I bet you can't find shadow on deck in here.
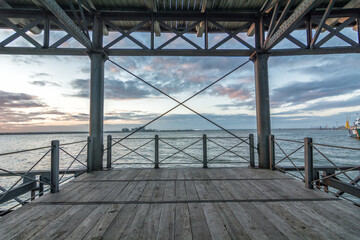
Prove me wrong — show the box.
[1,167,360,239]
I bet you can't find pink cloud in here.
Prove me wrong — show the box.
[213,85,251,100]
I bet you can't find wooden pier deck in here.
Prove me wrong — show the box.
[1,167,360,239]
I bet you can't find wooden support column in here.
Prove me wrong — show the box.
[88,15,105,171]
[252,17,271,169]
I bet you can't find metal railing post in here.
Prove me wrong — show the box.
[305,137,314,189]
[249,134,255,168]
[269,135,275,170]
[107,135,112,169]
[50,140,59,193]
[203,134,208,168]
[154,135,159,168]
[87,136,92,173]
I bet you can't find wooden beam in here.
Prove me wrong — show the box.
[196,0,207,37]
[264,0,318,50]
[325,0,360,27]
[322,177,360,198]
[145,0,161,36]
[247,23,255,36]
[0,0,41,34]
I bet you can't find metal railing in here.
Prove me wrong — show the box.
[270,135,360,205]
[0,140,88,215]
[105,134,256,169]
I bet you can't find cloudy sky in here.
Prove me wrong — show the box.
[0,27,359,132]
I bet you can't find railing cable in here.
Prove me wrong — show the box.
[107,58,251,149]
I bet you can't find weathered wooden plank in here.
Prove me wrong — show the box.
[174,203,192,240]
[0,204,42,232]
[185,181,199,201]
[229,202,288,239]
[265,202,329,239]
[0,205,65,238]
[134,169,151,180]
[163,181,176,201]
[175,181,188,201]
[188,203,212,240]
[84,204,125,239]
[194,181,211,200]
[214,203,251,240]
[126,181,148,202]
[292,201,359,239]
[138,203,162,240]
[204,181,223,200]
[201,203,232,240]
[139,181,158,201]
[253,202,307,240]
[114,182,138,201]
[151,181,165,202]
[101,181,128,201]
[278,202,343,239]
[117,204,151,239]
[65,204,111,239]
[28,205,96,239]
[307,201,360,230]
[156,203,176,239]
[212,180,236,200]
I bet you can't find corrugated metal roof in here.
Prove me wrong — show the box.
[1,0,358,33]
[4,0,354,11]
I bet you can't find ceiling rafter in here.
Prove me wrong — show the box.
[264,0,318,51]
[39,0,92,49]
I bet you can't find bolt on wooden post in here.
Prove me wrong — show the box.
[50,140,59,193]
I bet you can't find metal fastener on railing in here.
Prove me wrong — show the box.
[51,140,59,193]
[107,135,112,169]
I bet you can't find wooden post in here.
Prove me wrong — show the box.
[269,135,275,170]
[249,134,255,168]
[154,135,159,168]
[203,134,208,168]
[304,137,314,189]
[50,140,59,193]
[107,135,112,169]
[87,136,92,173]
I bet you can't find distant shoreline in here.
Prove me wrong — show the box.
[0,128,345,135]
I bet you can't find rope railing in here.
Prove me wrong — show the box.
[271,136,360,203]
